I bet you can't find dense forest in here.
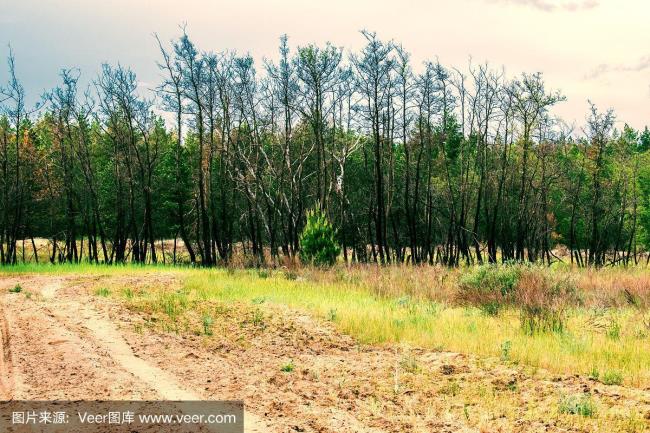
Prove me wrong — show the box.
[0,31,649,267]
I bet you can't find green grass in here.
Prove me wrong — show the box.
[174,270,650,387]
[280,360,295,372]
[201,314,214,336]
[8,284,22,293]
[6,263,650,387]
[601,370,623,386]
[0,262,183,275]
[94,287,111,297]
[559,394,596,417]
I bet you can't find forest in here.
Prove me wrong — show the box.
[1,30,649,267]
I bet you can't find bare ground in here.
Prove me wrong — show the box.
[0,273,649,433]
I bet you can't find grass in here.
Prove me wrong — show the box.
[6,262,650,387]
[201,314,214,336]
[94,287,111,297]
[559,393,596,417]
[0,262,183,276]
[600,370,623,386]
[280,360,295,372]
[102,267,650,387]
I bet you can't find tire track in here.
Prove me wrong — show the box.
[0,275,271,432]
[0,305,13,400]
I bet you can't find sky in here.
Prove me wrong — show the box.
[0,0,648,129]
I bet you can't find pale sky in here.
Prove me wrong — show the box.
[1,0,648,129]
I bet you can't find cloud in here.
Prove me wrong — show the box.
[487,0,600,12]
[626,56,650,73]
[586,55,650,79]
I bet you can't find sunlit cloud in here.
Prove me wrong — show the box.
[486,0,600,12]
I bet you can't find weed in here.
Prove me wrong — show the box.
[283,271,297,281]
[440,380,461,396]
[251,308,265,327]
[257,270,270,279]
[8,284,22,293]
[642,313,650,331]
[425,301,442,316]
[122,287,134,299]
[396,296,411,308]
[558,394,595,417]
[251,296,267,304]
[620,411,647,433]
[158,291,188,320]
[399,355,420,374]
[484,302,502,316]
[202,314,214,336]
[327,308,337,321]
[24,291,32,299]
[395,296,419,316]
[95,287,110,297]
[606,320,621,340]
[623,288,641,307]
[601,370,623,385]
[280,360,295,372]
[500,340,512,361]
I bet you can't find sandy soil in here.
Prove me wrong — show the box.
[0,273,649,433]
[0,275,269,432]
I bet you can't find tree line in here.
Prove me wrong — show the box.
[1,30,649,267]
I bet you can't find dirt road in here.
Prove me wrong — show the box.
[1,274,648,433]
[0,275,271,432]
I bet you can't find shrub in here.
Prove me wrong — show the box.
[459,265,577,332]
[458,264,521,315]
[515,270,576,334]
[299,208,341,267]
